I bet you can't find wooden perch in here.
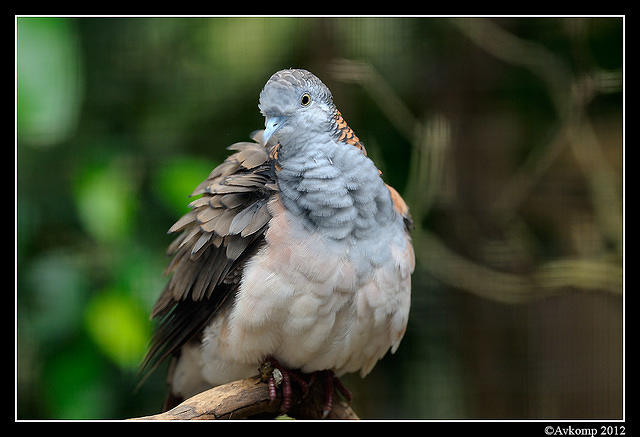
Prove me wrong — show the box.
[130,375,359,420]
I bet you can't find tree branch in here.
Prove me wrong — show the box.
[129,376,359,420]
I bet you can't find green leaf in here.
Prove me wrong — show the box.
[84,290,150,370]
[73,160,137,244]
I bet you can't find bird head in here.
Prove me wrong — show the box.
[258,69,335,149]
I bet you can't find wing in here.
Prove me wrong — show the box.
[385,183,414,232]
[140,131,278,378]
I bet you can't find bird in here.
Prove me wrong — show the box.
[141,68,415,417]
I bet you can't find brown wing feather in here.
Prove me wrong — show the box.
[140,131,278,379]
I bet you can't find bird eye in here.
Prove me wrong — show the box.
[300,93,311,106]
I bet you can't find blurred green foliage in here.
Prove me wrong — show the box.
[73,159,138,244]
[16,16,623,420]
[18,18,83,146]
[152,157,218,215]
[84,290,150,370]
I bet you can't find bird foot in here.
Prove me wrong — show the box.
[311,370,353,418]
[259,356,310,413]
[259,357,353,418]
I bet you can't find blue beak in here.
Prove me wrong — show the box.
[262,116,286,145]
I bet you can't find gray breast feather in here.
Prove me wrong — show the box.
[276,141,397,241]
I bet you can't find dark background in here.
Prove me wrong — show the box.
[16,16,623,420]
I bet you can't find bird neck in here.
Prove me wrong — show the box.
[275,141,395,241]
[328,109,368,156]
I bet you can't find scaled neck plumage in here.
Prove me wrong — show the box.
[272,131,394,242]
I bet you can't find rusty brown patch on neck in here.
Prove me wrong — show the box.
[333,110,368,156]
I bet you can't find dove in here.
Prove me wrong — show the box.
[142,68,415,417]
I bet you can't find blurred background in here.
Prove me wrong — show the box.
[16,16,623,420]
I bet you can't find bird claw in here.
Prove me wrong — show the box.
[259,357,353,418]
[321,371,334,418]
[261,356,308,413]
[317,369,352,419]
[313,370,352,419]
[333,373,353,403]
